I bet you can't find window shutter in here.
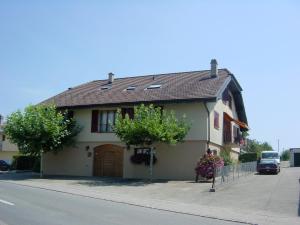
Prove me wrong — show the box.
[121,108,134,119]
[91,110,99,133]
[127,108,134,119]
[121,108,126,118]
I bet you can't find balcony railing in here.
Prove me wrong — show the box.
[224,133,244,146]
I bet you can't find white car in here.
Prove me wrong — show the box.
[257,151,280,174]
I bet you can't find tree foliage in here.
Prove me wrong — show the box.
[4,105,80,156]
[280,149,290,161]
[114,104,190,147]
[220,147,233,165]
[243,139,273,157]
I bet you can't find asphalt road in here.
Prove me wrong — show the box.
[0,182,247,225]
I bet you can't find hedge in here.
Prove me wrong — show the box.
[239,153,257,163]
[11,155,39,171]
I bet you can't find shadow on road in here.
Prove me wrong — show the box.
[0,171,170,187]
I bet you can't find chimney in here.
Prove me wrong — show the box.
[210,59,218,78]
[108,72,114,83]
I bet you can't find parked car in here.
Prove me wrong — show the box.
[0,160,10,171]
[257,151,280,174]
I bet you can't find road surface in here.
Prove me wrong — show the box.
[0,181,247,225]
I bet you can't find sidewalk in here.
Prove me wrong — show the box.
[0,168,299,225]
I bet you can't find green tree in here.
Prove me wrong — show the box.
[280,149,290,161]
[114,104,190,180]
[5,105,80,176]
[243,139,273,157]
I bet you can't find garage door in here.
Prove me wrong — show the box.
[93,144,123,177]
[294,153,300,167]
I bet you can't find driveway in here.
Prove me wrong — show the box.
[0,167,299,225]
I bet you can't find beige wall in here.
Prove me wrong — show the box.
[0,151,18,164]
[1,140,19,152]
[0,133,19,152]
[124,141,207,180]
[43,142,123,176]
[208,92,238,147]
[207,91,241,156]
[73,102,208,142]
[44,140,207,180]
[44,99,243,179]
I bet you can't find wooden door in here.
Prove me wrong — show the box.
[93,144,123,177]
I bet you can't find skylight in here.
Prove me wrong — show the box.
[146,84,162,90]
[100,85,112,90]
[125,86,136,91]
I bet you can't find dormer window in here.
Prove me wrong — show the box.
[146,84,162,90]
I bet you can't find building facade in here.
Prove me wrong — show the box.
[43,59,248,180]
[0,127,19,164]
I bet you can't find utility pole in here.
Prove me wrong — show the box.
[277,139,280,153]
[0,114,3,125]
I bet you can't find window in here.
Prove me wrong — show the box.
[228,95,232,109]
[121,108,134,119]
[233,126,240,144]
[222,89,232,109]
[146,84,161,90]
[91,110,116,133]
[2,135,5,141]
[214,111,219,129]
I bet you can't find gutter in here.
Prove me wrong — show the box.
[204,102,210,149]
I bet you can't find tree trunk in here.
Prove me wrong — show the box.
[149,146,154,182]
[40,150,44,178]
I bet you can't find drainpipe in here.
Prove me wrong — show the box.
[204,102,210,150]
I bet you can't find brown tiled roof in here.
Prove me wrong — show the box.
[42,69,232,108]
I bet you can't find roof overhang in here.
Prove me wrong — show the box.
[216,73,248,129]
[56,97,217,110]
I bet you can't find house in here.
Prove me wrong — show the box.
[289,148,300,167]
[42,59,248,180]
[0,125,19,164]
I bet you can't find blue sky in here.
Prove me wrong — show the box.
[0,1,299,150]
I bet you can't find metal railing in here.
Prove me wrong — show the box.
[212,161,257,190]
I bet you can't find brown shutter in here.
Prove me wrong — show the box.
[91,110,99,133]
[121,108,134,119]
[121,108,126,118]
[127,108,134,119]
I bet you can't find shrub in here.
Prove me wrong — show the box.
[220,147,233,166]
[11,155,38,170]
[281,150,290,161]
[239,153,257,163]
[33,158,41,172]
[195,155,224,179]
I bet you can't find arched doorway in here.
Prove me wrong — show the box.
[93,144,124,177]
